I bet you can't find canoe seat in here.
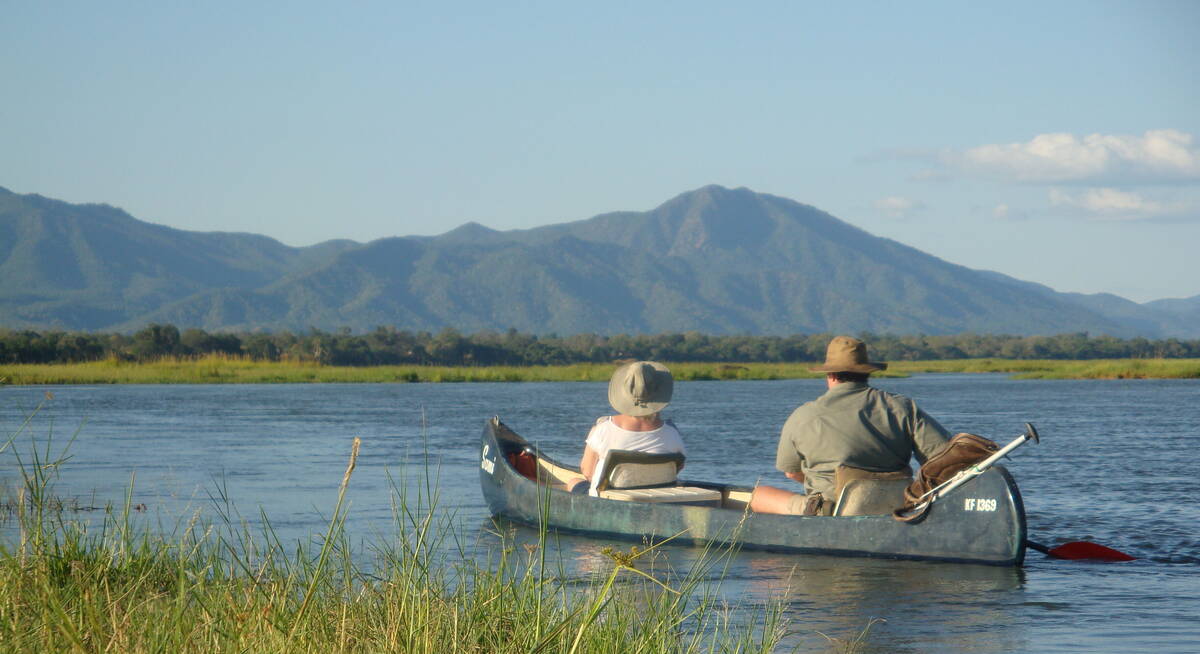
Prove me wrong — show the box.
[595,450,719,506]
[596,450,685,492]
[832,479,912,516]
[600,486,722,506]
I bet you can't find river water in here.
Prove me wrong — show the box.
[1,375,1197,653]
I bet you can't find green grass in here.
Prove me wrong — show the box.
[0,357,835,385]
[3,354,1196,385]
[0,355,620,385]
[0,403,819,654]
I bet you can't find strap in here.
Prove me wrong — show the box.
[892,500,932,523]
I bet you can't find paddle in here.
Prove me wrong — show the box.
[1026,539,1136,562]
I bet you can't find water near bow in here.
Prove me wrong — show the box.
[2,375,1197,652]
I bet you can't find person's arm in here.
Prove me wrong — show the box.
[775,415,807,485]
[910,404,952,463]
[580,445,600,480]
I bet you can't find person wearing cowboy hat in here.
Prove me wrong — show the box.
[566,361,686,496]
[750,336,951,516]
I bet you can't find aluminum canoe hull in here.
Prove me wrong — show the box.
[479,417,1027,566]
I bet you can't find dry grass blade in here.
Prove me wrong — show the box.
[288,436,360,642]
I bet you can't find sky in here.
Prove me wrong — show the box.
[3,1,1198,303]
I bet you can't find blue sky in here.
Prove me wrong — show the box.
[3,1,1197,302]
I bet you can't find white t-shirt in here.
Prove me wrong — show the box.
[585,417,686,496]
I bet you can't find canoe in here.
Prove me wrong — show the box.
[479,417,1028,566]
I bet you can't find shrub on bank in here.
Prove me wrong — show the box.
[3,325,1199,366]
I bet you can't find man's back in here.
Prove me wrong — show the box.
[776,381,950,498]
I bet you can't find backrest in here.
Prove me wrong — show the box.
[833,464,912,501]
[833,479,912,516]
[832,464,913,517]
[596,450,685,492]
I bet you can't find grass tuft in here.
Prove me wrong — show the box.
[816,617,887,653]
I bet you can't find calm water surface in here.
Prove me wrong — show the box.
[2,375,1197,653]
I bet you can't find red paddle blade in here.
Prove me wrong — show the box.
[1047,541,1135,561]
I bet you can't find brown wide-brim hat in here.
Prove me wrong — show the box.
[608,361,674,417]
[809,336,888,374]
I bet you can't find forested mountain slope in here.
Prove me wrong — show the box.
[1,185,1194,337]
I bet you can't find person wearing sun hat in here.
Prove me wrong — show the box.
[566,361,686,496]
[750,336,951,515]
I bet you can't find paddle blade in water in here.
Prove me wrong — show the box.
[1046,541,1135,561]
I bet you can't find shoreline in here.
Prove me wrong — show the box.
[2,357,1198,384]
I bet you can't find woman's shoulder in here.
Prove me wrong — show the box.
[586,416,615,441]
[589,416,614,433]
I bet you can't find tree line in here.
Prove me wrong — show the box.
[1,324,1198,366]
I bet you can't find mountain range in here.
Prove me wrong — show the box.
[2,184,1197,337]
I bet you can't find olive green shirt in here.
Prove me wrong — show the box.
[775,381,951,499]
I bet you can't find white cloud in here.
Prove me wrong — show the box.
[982,202,1031,221]
[873,195,924,217]
[1048,187,1190,221]
[955,129,1200,184]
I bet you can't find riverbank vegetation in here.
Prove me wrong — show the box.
[2,355,1197,385]
[0,413,800,653]
[4,324,1199,366]
[4,325,1196,383]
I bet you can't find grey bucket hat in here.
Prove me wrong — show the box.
[809,336,888,374]
[608,361,674,417]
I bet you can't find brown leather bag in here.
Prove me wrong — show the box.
[893,433,999,522]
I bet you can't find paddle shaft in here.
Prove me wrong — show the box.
[1026,540,1053,555]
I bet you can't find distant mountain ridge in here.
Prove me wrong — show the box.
[1,184,1196,337]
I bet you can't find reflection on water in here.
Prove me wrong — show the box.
[2,376,1198,653]
[488,517,1029,653]
[747,554,1026,653]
